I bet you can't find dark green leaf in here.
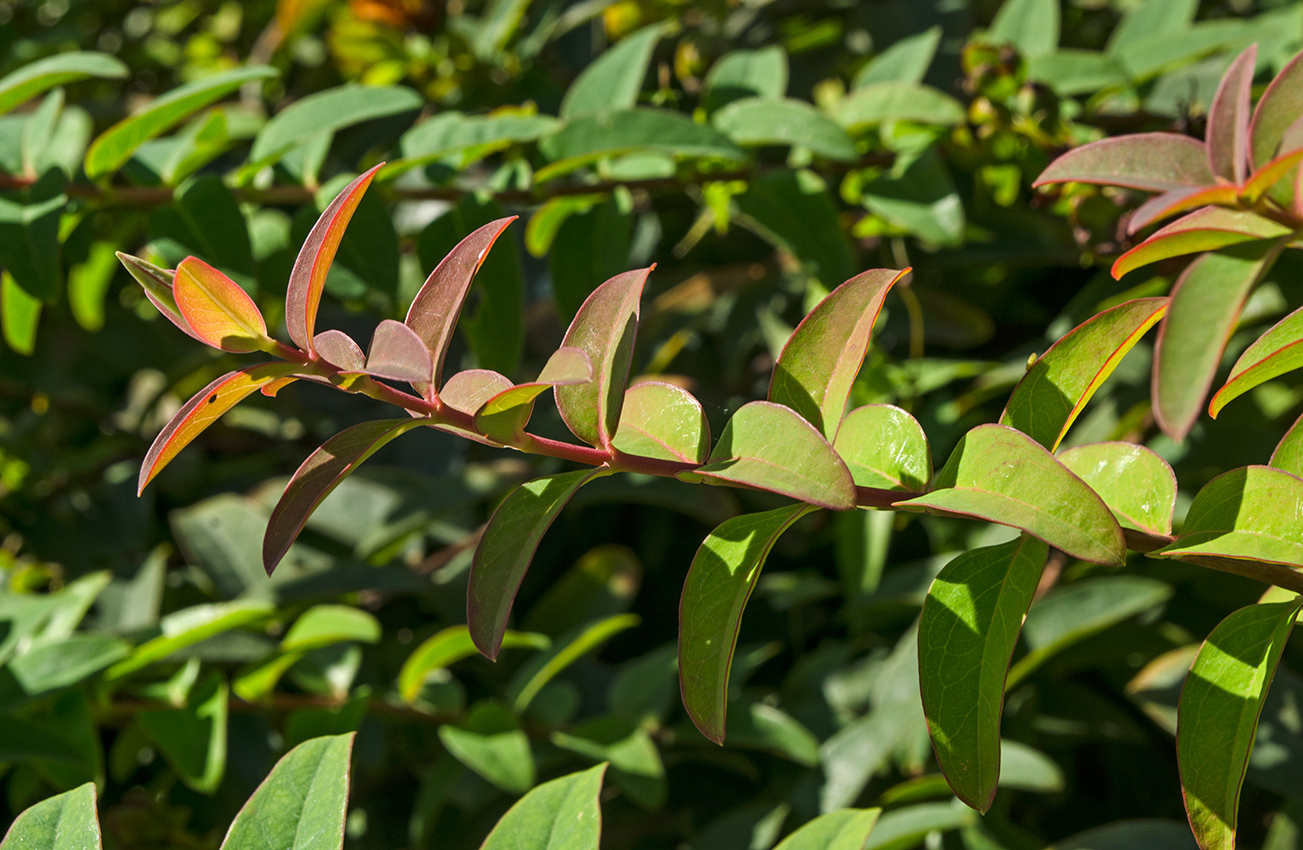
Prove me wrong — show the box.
[538,109,746,179]
[862,149,965,246]
[549,195,631,321]
[220,734,354,850]
[713,98,858,162]
[506,614,639,711]
[552,717,665,811]
[0,168,66,301]
[437,701,535,794]
[1049,820,1198,850]
[479,763,606,849]
[0,782,100,850]
[106,600,274,680]
[138,672,228,793]
[148,175,255,277]
[735,170,858,291]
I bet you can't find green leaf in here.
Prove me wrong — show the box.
[713,98,858,162]
[918,536,1048,811]
[1107,0,1197,57]
[398,626,548,704]
[506,614,639,711]
[735,169,857,291]
[1112,208,1290,280]
[0,168,66,301]
[552,717,665,810]
[1,271,41,354]
[895,424,1125,564]
[774,808,881,850]
[537,109,746,180]
[1153,240,1286,441]
[1271,413,1303,477]
[704,46,789,111]
[560,23,662,117]
[138,672,228,793]
[220,733,354,850]
[0,52,126,116]
[678,504,811,743]
[820,698,925,812]
[85,67,277,178]
[67,241,119,332]
[1033,133,1214,192]
[1049,820,1199,850]
[1058,442,1176,548]
[148,175,255,276]
[854,27,941,87]
[5,634,129,697]
[862,148,965,247]
[1251,50,1303,170]
[988,0,1059,58]
[397,111,557,171]
[689,401,856,510]
[1001,298,1167,450]
[234,605,381,701]
[480,763,606,849]
[833,404,931,492]
[610,381,710,464]
[106,599,274,680]
[832,83,966,130]
[1000,740,1065,793]
[863,803,978,850]
[474,347,592,444]
[21,89,63,178]
[1206,45,1255,184]
[437,701,535,794]
[1026,50,1128,96]
[0,782,100,850]
[1212,301,1303,417]
[469,469,608,658]
[1178,599,1302,850]
[770,268,907,438]
[723,698,821,766]
[548,195,631,321]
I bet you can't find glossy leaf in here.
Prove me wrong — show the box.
[106,599,274,680]
[1001,297,1167,450]
[469,468,608,659]
[1125,185,1241,235]
[895,424,1125,565]
[172,257,268,352]
[137,672,227,793]
[832,404,931,492]
[1212,302,1303,417]
[398,626,549,704]
[0,52,126,116]
[1270,412,1303,477]
[480,763,606,850]
[437,701,535,794]
[690,401,856,511]
[773,808,881,850]
[474,347,592,444]
[264,419,424,574]
[506,614,640,711]
[139,362,300,494]
[679,504,812,743]
[1178,599,1302,850]
[560,23,662,117]
[1153,240,1285,441]
[919,536,1048,812]
[0,782,100,850]
[285,165,383,353]
[770,268,907,438]
[312,330,365,371]
[832,83,965,129]
[1033,133,1214,192]
[712,97,858,162]
[1058,442,1176,548]
[1206,45,1256,183]
[116,252,203,342]
[1250,49,1303,169]
[1113,208,1289,279]
[84,67,276,178]
[360,320,432,383]
[611,381,710,464]
[220,733,353,850]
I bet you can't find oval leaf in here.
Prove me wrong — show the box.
[438,701,535,793]
[1206,45,1256,184]
[919,535,1049,812]
[833,404,932,493]
[895,424,1125,565]
[1212,301,1303,417]
[1058,442,1176,549]
[679,504,811,744]
[560,23,662,117]
[312,329,365,371]
[712,97,858,162]
[611,381,711,464]
[173,257,268,352]
[480,763,607,850]
[363,319,432,383]
[1250,49,1303,169]
[538,109,746,178]
[773,809,882,850]
[398,626,549,704]
[832,82,966,129]
[1033,133,1214,192]
[1270,411,1303,477]
[474,347,592,444]
[1114,208,1290,280]
[0,782,100,850]
[0,52,126,116]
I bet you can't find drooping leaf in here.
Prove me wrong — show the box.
[1058,442,1176,549]
[1211,302,1303,417]
[139,362,301,494]
[1153,239,1286,441]
[712,98,858,162]
[1270,412,1303,477]
[107,599,274,680]
[895,424,1125,565]
[689,401,856,511]
[285,165,383,354]
[172,256,268,352]
[0,782,100,850]
[832,404,932,493]
[773,808,881,850]
[1001,298,1167,450]
[0,168,66,301]
[361,319,432,383]
[220,733,354,850]
[988,0,1059,59]
[437,701,535,794]
[85,67,277,178]
[1113,208,1290,279]
[313,330,365,371]
[468,468,608,659]
[1206,45,1256,184]
[770,268,908,438]
[1178,599,1303,850]
[1,272,41,355]
[398,626,549,704]
[704,46,789,111]
[610,381,710,464]
[1250,49,1303,169]
[538,109,746,179]
[560,23,663,117]
[0,52,126,116]
[855,27,942,87]
[1033,133,1214,192]
[506,614,640,711]
[474,347,592,444]
[918,536,1048,812]
[479,763,606,850]
[832,83,966,130]
[137,672,228,793]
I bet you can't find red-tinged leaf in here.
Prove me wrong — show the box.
[1250,50,1303,169]
[1206,45,1256,184]
[404,217,516,393]
[363,319,432,383]
[1271,412,1303,477]
[1001,298,1167,451]
[612,381,710,464]
[473,347,592,444]
[116,252,205,342]
[555,268,650,448]
[312,329,365,371]
[1153,240,1287,441]
[1211,302,1303,417]
[1058,442,1176,550]
[1113,208,1289,279]
[1126,185,1241,234]
[769,268,908,438]
[833,404,931,492]
[285,164,383,353]
[1240,147,1303,202]
[468,468,609,658]
[139,362,300,494]
[263,418,425,574]
[685,401,856,511]
[261,376,295,397]
[173,256,267,352]
[1033,133,1214,192]
[434,369,513,445]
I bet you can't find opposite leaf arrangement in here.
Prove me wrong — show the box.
[121,50,1303,850]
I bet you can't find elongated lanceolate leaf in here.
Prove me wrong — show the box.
[1178,599,1303,850]
[560,22,662,117]
[85,67,277,178]
[690,401,856,511]
[1059,442,1176,550]
[220,734,354,850]
[895,424,1125,564]
[1002,298,1167,451]
[680,504,812,743]
[312,330,365,371]
[831,83,966,129]
[1250,50,1303,169]
[1271,412,1303,477]
[1151,466,1303,593]
[1153,240,1286,441]
[107,599,274,679]
[286,164,383,353]
[469,468,608,659]
[555,268,649,448]
[406,217,515,391]
[0,52,126,116]
[770,268,908,438]
[1033,133,1214,192]
[362,319,431,383]
[0,782,100,850]
[474,347,592,444]
[507,614,640,711]
[480,763,607,850]
[611,381,710,464]
[173,257,268,352]
[773,808,881,850]
[712,97,858,162]
[919,536,1048,812]
[1114,208,1289,280]
[832,404,931,493]
[116,252,204,342]
[398,626,549,704]
[264,419,424,574]
[139,362,300,494]
[1126,185,1241,235]
[1206,45,1256,184]
[1211,303,1303,417]
[1240,147,1303,202]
